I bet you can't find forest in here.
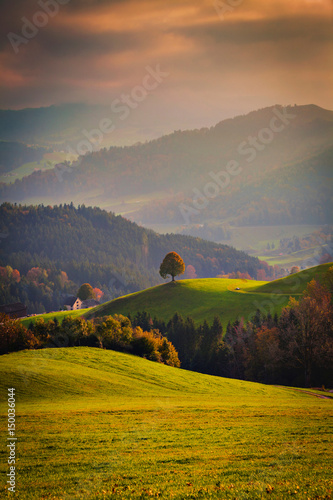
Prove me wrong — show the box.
[0,203,268,314]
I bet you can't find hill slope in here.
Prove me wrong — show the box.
[0,347,297,407]
[86,263,333,327]
[0,348,332,499]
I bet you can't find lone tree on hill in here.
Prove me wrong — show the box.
[159,252,185,282]
[77,283,95,300]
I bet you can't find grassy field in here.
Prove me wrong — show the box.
[257,247,322,267]
[86,278,273,327]
[0,347,332,499]
[21,309,90,328]
[250,263,332,295]
[21,263,332,330]
[86,263,332,327]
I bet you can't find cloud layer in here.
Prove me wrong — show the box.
[1,0,332,126]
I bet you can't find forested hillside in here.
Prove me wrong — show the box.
[0,203,265,314]
[1,105,332,226]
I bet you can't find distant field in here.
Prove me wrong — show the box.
[143,223,321,252]
[0,152,72,184]
[257,246,323,267]
[226,224,322,253]
[0,347,332,499]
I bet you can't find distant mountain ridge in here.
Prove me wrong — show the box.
[0,104,332,226]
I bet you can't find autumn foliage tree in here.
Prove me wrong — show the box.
[279,280,333,386]
[159,252,185,282]
[184,265,197,279]
[0,314,39,354]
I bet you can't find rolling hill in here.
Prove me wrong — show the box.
[85,263,332,327]
[0,347,332,499]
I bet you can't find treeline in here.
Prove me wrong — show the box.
[130,271,333,387]
[0,313,180,368]
[0,265,77,315]
[0,203,265,313]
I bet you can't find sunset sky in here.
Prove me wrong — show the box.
[1,0,332,128]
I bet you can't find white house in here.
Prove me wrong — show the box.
[63,296,82,311]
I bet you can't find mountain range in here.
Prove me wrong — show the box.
[1,104,332,229]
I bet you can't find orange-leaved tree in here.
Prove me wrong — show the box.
[159,252,185,282]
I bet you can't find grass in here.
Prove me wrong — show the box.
[23,263,332,330]
[86,263,332,327]
[21,309,90,328]
[86,278,272,327]
[0,347,332,499]
[257,246,322,267]
[250,263,332,295]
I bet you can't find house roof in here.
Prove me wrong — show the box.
[81,299,100,308]
[63,296,81,307]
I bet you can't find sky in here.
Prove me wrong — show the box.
[1,0,332,128]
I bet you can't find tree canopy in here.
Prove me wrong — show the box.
[77,283,95,300]
[159,252,185,282]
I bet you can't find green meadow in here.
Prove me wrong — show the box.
[21,309,90,328]
[0,347,332,499]
[21,263,332,330]
[86,264,332,327]
[86,278,273,328]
